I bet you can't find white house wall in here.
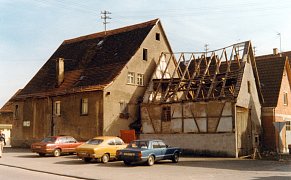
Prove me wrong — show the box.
[236,58,261,130]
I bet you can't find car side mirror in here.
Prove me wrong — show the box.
[166,145,169,148]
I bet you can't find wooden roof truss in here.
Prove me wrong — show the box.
[147,41,251,103]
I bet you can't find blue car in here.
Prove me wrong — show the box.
[116,139,181,166]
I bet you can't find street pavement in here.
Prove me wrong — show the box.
[0,147,290,180]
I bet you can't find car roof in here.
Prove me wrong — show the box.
[132,139,163,142]
[92,136,121,140]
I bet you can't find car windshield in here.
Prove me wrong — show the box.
[128,141,148,149]
[41,137,57,143]
[86,139,104,145]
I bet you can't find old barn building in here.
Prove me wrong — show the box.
[140,41,263,157]
[11,19,173,147]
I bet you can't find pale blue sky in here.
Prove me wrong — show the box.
[1,0,291,107]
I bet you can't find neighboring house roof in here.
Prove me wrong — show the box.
[14,19,159,100]
[255,55,287,107]
[0,89,22,113]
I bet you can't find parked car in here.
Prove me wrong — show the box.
[116,139,181,166]
[76,136,127,163]
[31,136,83,157]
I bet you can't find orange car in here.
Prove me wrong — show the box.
[76,136,127,163]
[31,136,83,157]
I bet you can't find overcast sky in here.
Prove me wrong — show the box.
[1,0,291,107]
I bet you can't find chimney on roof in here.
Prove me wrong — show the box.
[56,58,64,87]
[273,48,279,55]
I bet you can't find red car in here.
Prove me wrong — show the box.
[31,136,83,157]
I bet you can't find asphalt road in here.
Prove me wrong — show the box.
[0,148,290,180]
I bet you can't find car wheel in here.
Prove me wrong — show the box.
[38,153,45,157]
[147,155,155,166]
[101,154,109,163]
[83,157,92,163]
[53,149,61,157]
[123,160,131,165]
[172,152,179,163]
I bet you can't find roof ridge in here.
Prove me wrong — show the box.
[63,18,159,45]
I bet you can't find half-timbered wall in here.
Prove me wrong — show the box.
[142,101,234,134]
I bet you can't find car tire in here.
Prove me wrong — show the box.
[147,155,155,166]
[53,149,61,157]
[123,160,131,165]
[83,157,92,163]
[38,153,45,157]
[172,152,179,163]
[101,154,109,163]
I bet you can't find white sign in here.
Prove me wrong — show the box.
[23,121,30,127]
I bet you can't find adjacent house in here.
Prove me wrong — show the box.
[12,19,173,147]
[140,41,263,157]
[256,49,291,153]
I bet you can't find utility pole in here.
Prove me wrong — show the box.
[204,44,209,56]
[253,46,257,56]
[277,32,281,52]
[101,10,111,35]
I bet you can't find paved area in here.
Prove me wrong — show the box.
[0,147,290,180]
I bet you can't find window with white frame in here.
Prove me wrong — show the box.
[286,121,291,131]
[81,98,88,115]
[284,92,288,106]
[54,101,61,116]
[127,72,135,84]
[137,73,144,86]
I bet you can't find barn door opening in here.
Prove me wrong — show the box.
[237,107,253,156]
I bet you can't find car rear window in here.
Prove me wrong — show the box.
[86,139,103,145]
[41,137,57,143]
[128,141,148,149]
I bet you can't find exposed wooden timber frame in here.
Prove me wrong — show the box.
[149,41,251,103]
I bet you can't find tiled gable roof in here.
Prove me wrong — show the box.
[255,56,286,107]
[16,19,158,99]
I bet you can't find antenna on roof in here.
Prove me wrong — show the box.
[277,32,281,53]
[101,10,112,35]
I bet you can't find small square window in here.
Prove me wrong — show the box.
[143,48,148,61]
[161,106,171,122]
[284,92,288,106]
[14,105,19,119]
[247,81,251,94]
[127,72,135,84]
[156,33,160,41]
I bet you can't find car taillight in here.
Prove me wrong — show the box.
[138,152,142,158]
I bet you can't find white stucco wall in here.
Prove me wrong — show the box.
[140,133,237,157]
[236,58,261,129]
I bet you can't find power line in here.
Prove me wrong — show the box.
[101,11,112,35]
